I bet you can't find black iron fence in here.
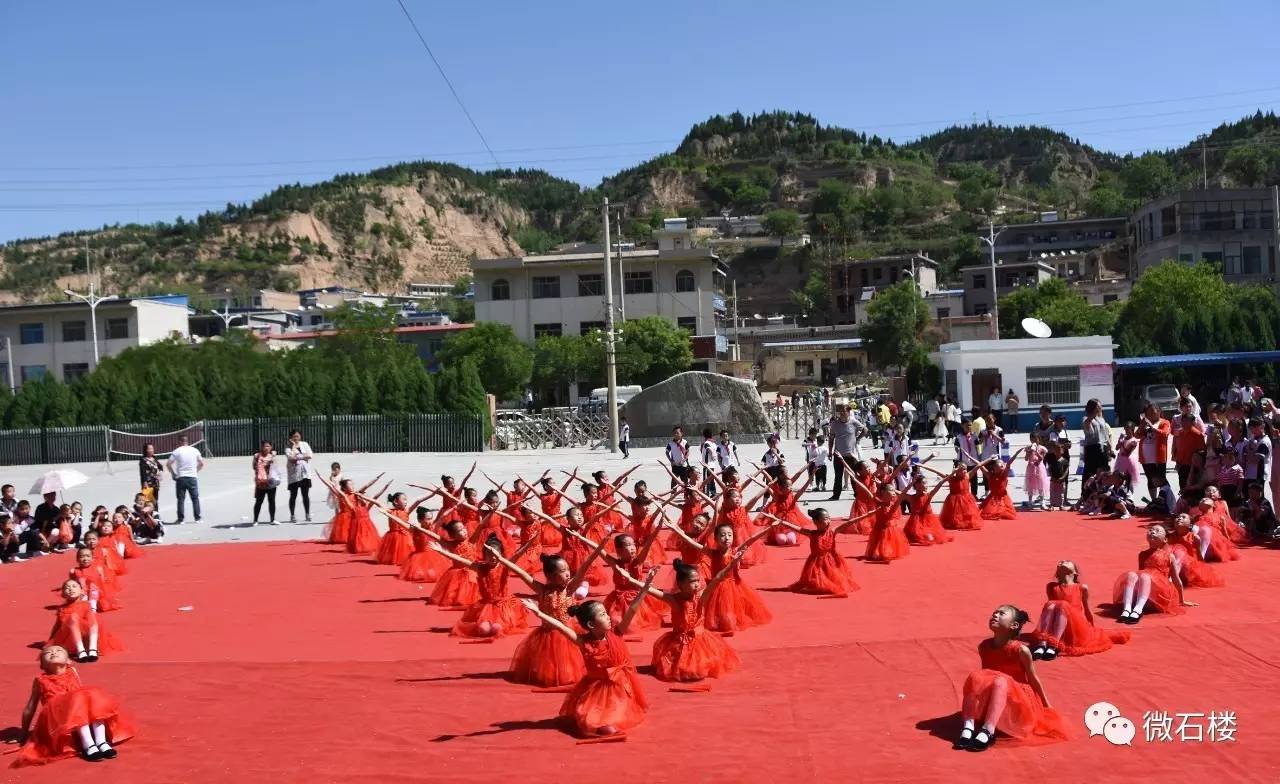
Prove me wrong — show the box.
[0,413,484,467]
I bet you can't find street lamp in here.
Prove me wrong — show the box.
[63,285,117,367]
[210,289,241,333]
[978,219,1006,337]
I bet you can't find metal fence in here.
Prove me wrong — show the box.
[493,410,610,450]
[0,413,484,467]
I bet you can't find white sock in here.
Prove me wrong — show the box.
[77,725,95,751]
[962,718,975,731]
[92,721,109,747]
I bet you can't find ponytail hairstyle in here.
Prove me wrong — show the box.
[444,519,466,539]
[1001,603,1031,631]
[540,553,568,577]
[568,600,605,628]
[389,491,407,505]
[483,490,499,505]
[484,533,504,556]
[672,558,698,584]
[415,507,430,522]
[808,507,829,524]
[591,471,606,482]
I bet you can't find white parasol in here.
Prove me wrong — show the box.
[28,469,91,496]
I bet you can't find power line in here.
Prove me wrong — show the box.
[393,0,500,167]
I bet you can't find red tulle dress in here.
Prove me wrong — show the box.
[673,499,706,551]
[904,493,952,546]
[1111,546,1186,615]
[560,631,647,737]
[941,474,983,530]
[627,507,666,570]
[346,500,381,555]
[469,510,516,554]
[961,639,1070,742]
[718,506,765,568]
[47,601,123,656]
[560,522,609,588]
[12,668,135,768]
[1031,582,1130,656]
[584,500,628,535]
[399,528,449,583]
[790,527,859,595]
[1168,528,1226,588]
[538,494,564,548]
[70,565,121,613]
[516,517,544,573]
[434,494,462,526]
[451,562,527,638]
[1210,499,1248,544]
[325,502,352,544]
[652,595,740,682]
[865,503,910,562]
[603,560,667,631]
[849,474,878,534]
[674,525,713,580]
[980,471,1018,520]
[703,548,772,632]
[110,524,143,559]
[757,489,809,543]
[375,509,415,565]
[1191,506,1243,561]
[509,589,587,686]
[93,543,126,579]
[430,540,481,607]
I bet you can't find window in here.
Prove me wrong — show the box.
[872,267,883,281]
[623,271,653,294]
[1103,294,1119,304]
[19,323,43,345]
[490,279,510,300]
[20,365,46,383]
[676,316,698,332]
[1026,366,1081,406]
[1201,251,1223,266]
[1242,246,1262,274]
[1200,209,1235,231]
[794,360,814,378]
[531,276,560,299]
[579,321,605,335]
[533,323,562,338]
[1178,253,1193,264]
[61,320,87,342]
[945,369,958,402]
[973,303,989,316]
[936,307,951,319]
[1224,242,1241,275]
[577,274,603,297]
[674,269,696,292]
[105,318,129,340]
[859,268,869,286]
[62,363,90,383]
[972,274,987,289]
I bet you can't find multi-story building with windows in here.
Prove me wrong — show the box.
[0,296,190,388]
[1130,187,1279,285]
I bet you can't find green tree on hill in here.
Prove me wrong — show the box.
[437,322,533,402]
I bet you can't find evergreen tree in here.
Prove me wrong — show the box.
[329,358,359,414]
[376,361,411,414]
[5,382,41,428]
[40,376,80,427]
[455,358,490,435]
[409,366,437,413]
[436,366,459,413]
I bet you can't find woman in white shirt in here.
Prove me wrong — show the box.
[286,430,314,523]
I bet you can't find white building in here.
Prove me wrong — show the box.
[934,335,1116,428]
[0,296,191,388]
[472,222,728,344]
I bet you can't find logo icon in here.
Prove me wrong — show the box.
[1102,716,1135,746]
[1084,702,1133,745]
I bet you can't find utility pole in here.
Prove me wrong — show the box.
[978,219,1003,338]
[615,209,626,322]
[1201,139,1208,189]
[65,240,117,367]
[2,337,13,391]
[602,199,620,453]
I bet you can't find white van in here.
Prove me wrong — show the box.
[582,385,642,412]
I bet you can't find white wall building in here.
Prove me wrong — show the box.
[934,335,1116,428]
[0,297,191,388]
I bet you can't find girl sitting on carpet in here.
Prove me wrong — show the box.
[713,487,768,569]
[939,460,993,531]
[1029,560,1130,660]
[979,451,1024,520]
[321,472,384,544]
[1167,514,1225,589]
[866,481,911,562]
[494,549,607,687]
[903,468,952,546]
[398,508,448,583]
[955,604,1068,751]
[617,558,744,682]
[562,526,667,632]
[46,580,121,663]
[1113,524,1196,624]
[371,490,434,566]
[663,518,781,632]
[755,468,812,546]
[13,645,133,767]
[428,520,481,608]
[81,532,123,590]
[69,548,121,613]
[431,533,534,638]
[521,594,650,738]
[780,507,871,596]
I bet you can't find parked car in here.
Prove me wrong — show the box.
[1139,384,1181,417]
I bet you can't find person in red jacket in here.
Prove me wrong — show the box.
[1172,402,1205,492]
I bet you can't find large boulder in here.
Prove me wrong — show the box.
[622,372,771,440]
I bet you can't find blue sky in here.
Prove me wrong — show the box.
[2,0,1278,242]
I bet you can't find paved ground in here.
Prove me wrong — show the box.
[1,431,1075,548]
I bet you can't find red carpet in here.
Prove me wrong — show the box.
[3,513,1279,783]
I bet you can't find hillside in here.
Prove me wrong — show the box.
[2,110,1278,304]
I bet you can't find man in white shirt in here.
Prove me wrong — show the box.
[1179,384,1201,419]
[666,426,692,486]
[899,400,917,435]
[619,417,631,459]
[811,435,830,492]
[166,435,206,523]
[716,430,740,472]
[285,429,314,524]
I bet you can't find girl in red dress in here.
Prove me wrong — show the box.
[1201,485,1247,544]
[615,482,668,571]
[495,549,605,687]
[428,464,475,527]
[1189,493,1242,561]
[520,596,649,738]
[550,502,623,596]
[664,519,780,632]
[399,508,450,583]
[618,558,742,682]
[755,469,812,546]
[372,490,434,566]
[581,481,630,536]
[939,461,991,530]
[13,645,133,767]
[80,532,123,593]
[664,510,713,579]
[567,525,667,632]
[535,475,571,549]
[1167,514,1226,588]
[429,521,482,608]
[464,492,518,554]
[1029,560,1131,660]
[979,453,1023,521]
[432,533,533,638]
[323,472,385,544]
[46,581,122,663]
[865,483,911,563]
[69,548,121,613]
[714,487,768,569]
[781,507,872,596]
[1113,524,1197,624]
[955,605,1069,751]
[104,514,142,560]
[669,476,711,552]
[902,470,952,546]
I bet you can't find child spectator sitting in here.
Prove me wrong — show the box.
[1141,474,1177,518]
[1,514,19,563]
[1216,449,1245,508]
[1238,482,1278,540]
[1098,473,1134,519]
[1076,468,1110,516]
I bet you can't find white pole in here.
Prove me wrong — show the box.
[602,199,620,453]
[616,211,626,322]
[2,336,13,391]
[89,298,101,366]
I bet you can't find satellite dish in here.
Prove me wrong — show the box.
[752,313,764,320]
[1022,317,1052,338]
